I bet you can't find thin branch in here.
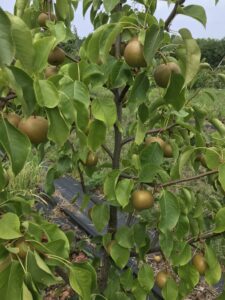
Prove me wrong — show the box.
[164,0,185,31]
[120,85,129,102]
[0,93,17,110]
[121,123,177,147]
[157,170,218,189]
[187,231,224,244]
[65,52,80,63]
[101,145,113,160]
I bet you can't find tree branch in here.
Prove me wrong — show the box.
[0,92,17,110]
[164,0,185,31]
[121,123,177,147]
[101,145,113,161]
[157,170,218,189]
[64,52,80,63]
[187,231,224,244]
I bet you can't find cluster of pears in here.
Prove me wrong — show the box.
[145,136,173,158]
[4,113,48,144]
[37,12,65,77]
[121,36,181,88]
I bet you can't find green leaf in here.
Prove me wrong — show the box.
[178,264,199,298]
[22,283,33,300]
[115,226,134,249]
[179,5,207,27]
[104,170,120,202]
[137,264,154,293]
[132,280,148,300]
[140,143,164,166]
[214,207,225,233]
[144,24,164,66]
[159,190,180,234]
[8,66,36,115]
[109,61,132,88]
[34,80,59,108]
[8,15,34,72]
[120,268,133,291]
[0,261,24,300]
[179,29,201,85]
[46,107,70,146]
[91,204,109,232]
[0,8,14,66]
[110,242,130,269]
[87,120,106,151]
[74,101,89,131]
[205,245,221,285]
[164,73,185,110]
[0,162,7,191]
[0,213,22,239]
[62,81,90,109]
[218,163,225,191]
[55,0,69,20]
[170,242,192,266]
[162,278,178,300]
[159,231,174,258]
[205,147,221,169]
[178,148,195,176]
[115,179,134,208]
[135,119,145,145]
[128,72,149,107]
[92,97,117,128]
[0,119,31,175]
[103,0,120,12]
[139,164,163,183]
[33,36,56,73]
[69,262,97,300]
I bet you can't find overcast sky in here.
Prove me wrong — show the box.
[1,0,224,39]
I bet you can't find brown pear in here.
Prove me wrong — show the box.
[132,190,154,210]
[45,66,58,78]
[124,37,146,68]
[154,62,181,88]
[48,47,65,66]
[38,12,56,27]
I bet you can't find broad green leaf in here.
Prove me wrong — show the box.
[62,81,90,109]
[104,170,120,202]
[135,119,145,145]
[87,120,106,151]
[144,24,164,66]
[103,0,120,13]
[15,0,28,17]
[92,97,117,127]
[22,283,33,300]
[205,245,222,285]
[170,242,192,266]
[0,119,31,175]
[140,143,164,166]
[132,280,148,300]
[214,207,225,233]
[179,148,195,176]
[162,278,178,300]
[115,179,134,208]
[115,226,134,249]
[120,268,133,291]
[175,215,190,239]
[159,231,174,258]
[205,147,221,169]
[164,73,185,110]
[9,15,34,72]
[34,80,59,108]
[179,29,201,85]
[218,163,225,191]
[99,23,122,63]
[47,21,67,44]
[33,36,56,73]
[46,107,70,146]
[0,8,14,66]
[109,61,132,88]
[179,5,207,27]
[74,101,89,131]
[137,264,154,293]
[159,190,180,234]
[87,26,104,64]
[139,164,162,183]
[178,265,199,298]
[69,262,97,300]
[55,0,69,19]
[9,66,36,115]
[110,242,130,269]
[0,261,24,300]
[91,204,109,232]
[128,72,149,107]
[0,213,22,239]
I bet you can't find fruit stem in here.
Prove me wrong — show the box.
[158,51,168,64]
